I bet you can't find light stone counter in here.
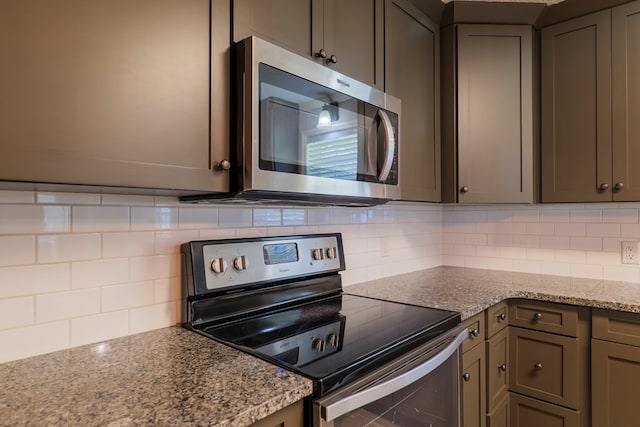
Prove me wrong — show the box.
[0,327,313,427]
[345,266,640,320]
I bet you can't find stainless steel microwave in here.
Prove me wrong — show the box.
[183,36,401,206]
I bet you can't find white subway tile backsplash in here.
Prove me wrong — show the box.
[37,191,101,205]
[604,265,640,282]
[155,230,199,255]
[71,258,129,289]
[0,296,34,330]
[0,205,70,234]
[570,263,603,280]
[218,208,253,228]
[586,223,621,237]
[129,301,179,335]
[0,235,35,267]
[253,208,282,227]
[130,254,180,282]
[554,223,586,237]
[178,207,219,230]
[540,236,571,250]
[70,310,129,347]
[570,237,602,251]
[555,249,587,264]
[0,264,69,298]
[37,234,101,263]
[72,206,130,232]
[282,209,306,226]
[0,321,69,364]
[603,208,639,224]
[131,207,178,231]
[153,277,181,303]
[570,208,602,223]
[102,281,154,312]
[101,194,154,206]
[0,190,34,204]
[102,232,155,258]
[36,289,100,323]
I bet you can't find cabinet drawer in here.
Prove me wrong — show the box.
[487,327,509,411]
[510,393,580,427]
[486,392,509,427]
[509,328,578,409]
[486,301,509,339]
[509,300,580,336]
[250,399,303,427]
[593,308,640,346]
[461,312,486,353]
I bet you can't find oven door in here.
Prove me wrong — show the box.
[313,327,466,427]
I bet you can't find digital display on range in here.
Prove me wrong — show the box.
[263,243,299,265]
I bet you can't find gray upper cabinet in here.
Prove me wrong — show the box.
[385,0,440,202]
[541,10,612,202]
[612,0,640,201]
[442,25,534,203]
[0,0,230,193]
[233,0,384,90]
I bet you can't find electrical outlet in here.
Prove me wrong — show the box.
[622,240,640,264]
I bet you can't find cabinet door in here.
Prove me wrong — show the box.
[463,343,487,427]
[0,0,229,192]
[486,392,510,427]
[612,1,640,201]
[321,0,384,89]
[592,338,640,427]
[456,25,533,203]
[509,328,578,409]
[233,0,312,58]
[385,0,440,201]
[541,10,612,202]
[486,327,509,411]
[510,393,579,427]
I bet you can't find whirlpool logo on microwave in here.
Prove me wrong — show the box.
[336,78,351,88]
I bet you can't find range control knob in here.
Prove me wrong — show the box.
[210,257,228,274]
[327,333,339,347]
[312,339,326,353]
[326,247,338,259]
[233,255,249,271]
[312,248,324,261]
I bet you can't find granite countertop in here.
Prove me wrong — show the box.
[0,327,313,427]
[345,266,640,320]
[3,266,640,426]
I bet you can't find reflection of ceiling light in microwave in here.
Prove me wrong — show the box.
[317,103,339,128]
[317,105,332,128]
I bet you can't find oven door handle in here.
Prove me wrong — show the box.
[320,327,467,422]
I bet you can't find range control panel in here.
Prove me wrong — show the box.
[196,234,344,291]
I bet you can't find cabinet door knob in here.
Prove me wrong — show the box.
[326,54,338,64]
[498,364,507,372]
[462,373,471,382]
[534,362,543,371]
[469,328,479,338]
[316,49,327,59]
[534,312,543,321]
[215,159,231,170]
[615,182,625,191]
[599,183,610,191]
[497,313,506,321]
[460,186,469,193]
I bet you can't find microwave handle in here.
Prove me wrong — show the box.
[320,327,467,422]
[376,109,396,183]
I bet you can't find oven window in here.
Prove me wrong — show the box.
[329,352,459,426]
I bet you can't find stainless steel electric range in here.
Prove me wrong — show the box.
[181,233,465,426]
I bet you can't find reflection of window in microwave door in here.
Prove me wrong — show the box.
[301,99,359,181]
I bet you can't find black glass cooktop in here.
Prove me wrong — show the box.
[201,293,460,395]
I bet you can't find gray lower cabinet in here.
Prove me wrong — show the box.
[541,0,640,203]
[249,399,303,427]
[592,309,640,427]
[233,0,384,90]
[441,24,534,204]
[385,0,440,202]
[0,0,230,192]
[461,312,487,427]
[510,393,579,427]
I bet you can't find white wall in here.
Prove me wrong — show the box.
[0,190,442,363]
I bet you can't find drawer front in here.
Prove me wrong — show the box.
[486,392,510,427]
[509,299,579,336]
[462,312,486,353]
[487,327,509,411]
[486,301,509,339]
[509,327,578,409]
[510,393,580,427]
[593,308,640,346]
[251,399,303,427]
